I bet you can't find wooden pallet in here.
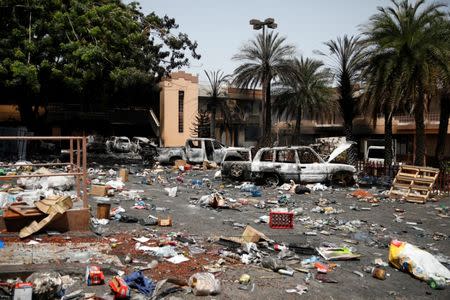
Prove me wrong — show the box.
[389,165,439,203]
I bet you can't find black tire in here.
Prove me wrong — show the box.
[331,171,355,187]
[230,163,244,179]
[169,157,182,166]
[264,173,280,187]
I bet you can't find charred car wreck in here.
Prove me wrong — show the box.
[157,138,227,165]
[221,143,356,186]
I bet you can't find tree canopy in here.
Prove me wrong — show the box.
[0,0,200,128]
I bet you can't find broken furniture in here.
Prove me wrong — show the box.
[389,165,439,203]
[0,136,90,235]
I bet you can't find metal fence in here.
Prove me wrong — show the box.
[356,161,450,193]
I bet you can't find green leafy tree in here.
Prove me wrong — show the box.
[361,0,449,166]
[0,0,200,130]
[318,35,365,166]
[190,110,210,138]
[274,56,333,145]
[232,32,295,145]
[204,70,230,138]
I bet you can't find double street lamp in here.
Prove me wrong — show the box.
[249,18,277,39]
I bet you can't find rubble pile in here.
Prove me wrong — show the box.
[0,156,449,299]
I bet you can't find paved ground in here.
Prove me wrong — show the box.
[1,162,449,299]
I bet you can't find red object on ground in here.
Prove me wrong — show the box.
[351,189,373,198]
[269,211,294,229]
[109,276,131,299]
[314,262,329,273]
[86,265,105,286]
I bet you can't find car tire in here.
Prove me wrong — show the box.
[169,157,182,166]
[230,163,244,180]
[264,173,280,187]
[331,171,355,187]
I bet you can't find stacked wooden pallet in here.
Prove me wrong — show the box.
[389,165,439,203]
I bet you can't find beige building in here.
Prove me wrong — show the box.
[159,71,199,147]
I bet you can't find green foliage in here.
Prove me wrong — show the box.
[232,32,295,143]
[274,57,333,122]
[361,0,450,165]
[0,0,200,127]
[191,111,211,138]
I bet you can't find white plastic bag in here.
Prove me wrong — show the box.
[164,187,177,197]
[188,272,221,296]
[389,240,450,283]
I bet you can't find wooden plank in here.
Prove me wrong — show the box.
[8,205,43,217]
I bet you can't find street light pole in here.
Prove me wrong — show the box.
[249,18,277,43]
[249,18,277,140]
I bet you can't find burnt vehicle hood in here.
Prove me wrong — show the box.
[326,142,355,163]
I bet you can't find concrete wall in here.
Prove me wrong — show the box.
[159,71,198,147]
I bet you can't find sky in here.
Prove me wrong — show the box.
[131,0,416,84]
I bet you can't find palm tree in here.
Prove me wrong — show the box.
[232,32,295,145]
[204,70,230,139]
[273,56,333,145]
[435,17,450,171]
[318,35,365,166]
[436,86,450,171]
[362,0,449,166]
[360,38,408,166]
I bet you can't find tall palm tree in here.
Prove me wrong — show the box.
[318,35,365,166]
[273,56,333,145]
[435,17,450,171]
[360,38,408,166]
[362,0,449,166]
[436,87,450,171]
[232,32,295,145]
[204,70,230,139]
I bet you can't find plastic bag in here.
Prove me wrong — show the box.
[188,272,221,296]
[389,240,450,283]
[164,187,177,197]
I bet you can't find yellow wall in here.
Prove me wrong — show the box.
[159,71,199,147]
[0,105,21,121]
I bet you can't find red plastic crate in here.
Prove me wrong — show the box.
[269,211,294,229]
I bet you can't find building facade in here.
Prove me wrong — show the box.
[159,71,199,147]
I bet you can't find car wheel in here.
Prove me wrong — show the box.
[230,163,244,179]
[331,171,355,187]
[265,174,280,187]
[169,157,182,166]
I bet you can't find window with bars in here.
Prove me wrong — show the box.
[178,91,184,132]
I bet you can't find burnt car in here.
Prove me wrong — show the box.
[221,147,254,181]
[251,143,356,186]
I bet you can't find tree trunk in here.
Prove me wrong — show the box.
[292,106,301,145]
[414,89,426,166]
[344,121,357,166]
[384,109,393,166]
[263,77,272,145]
[210,104,216,139]
[18,99,35,130]
[259,82,266,142]
[435,91,449,171]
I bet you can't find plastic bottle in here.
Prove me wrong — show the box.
[428,277,446,290]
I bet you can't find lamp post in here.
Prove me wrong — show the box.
[249,18,277,40]
[249,18,277,140]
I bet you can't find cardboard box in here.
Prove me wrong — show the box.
[90,185,107,196]
[119,168,129,182]
[158,216,173,227]
[242,225,268,243]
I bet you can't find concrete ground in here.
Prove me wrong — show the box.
[1,162,449,299]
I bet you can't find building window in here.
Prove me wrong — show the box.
[178,91,184,133]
